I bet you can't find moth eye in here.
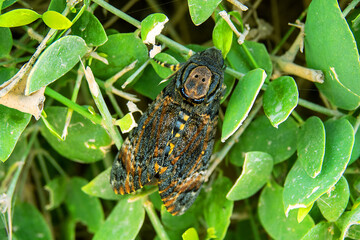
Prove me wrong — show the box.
[183,66,212,100]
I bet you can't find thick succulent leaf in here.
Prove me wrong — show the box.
[284,119,354,215]
[297,116,325,178]
[263,76,298,127]
[229,115,298,166]
[222,68,266,142]
[227,152,273,200]
[258,182,314,240]
[305,0,360,110]
[26,36,88,94]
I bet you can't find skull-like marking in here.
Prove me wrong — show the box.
[183,66,212,100]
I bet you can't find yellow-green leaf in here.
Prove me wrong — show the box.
[0,9,41,27]
[42,10,72,29]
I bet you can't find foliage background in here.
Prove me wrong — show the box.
[0,0,360,239]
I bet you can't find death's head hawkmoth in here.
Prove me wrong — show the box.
[110,47,225,215]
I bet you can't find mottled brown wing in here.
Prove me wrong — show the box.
[157,113,218,215]
[110,94,181,195]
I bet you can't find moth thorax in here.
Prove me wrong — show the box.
[183,66,212,100]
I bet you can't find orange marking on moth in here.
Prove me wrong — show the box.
[171,156,180,165]
[174,175,202,194]
[125,175,131,194]
[138,165,143,188]
[167,205,175,213]
[155,162,160,172]
[119,186,125,195]
[185,119,211,178]
[159,180,176,194]
[159,166,167,174]
[133,97,164,161]
[170,118,206,166]
[170,210,180,216]
[164,197,176,207]
[154,98,170,157]
[113,188,119,194]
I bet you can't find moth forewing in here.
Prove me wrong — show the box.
[110,47,225,215]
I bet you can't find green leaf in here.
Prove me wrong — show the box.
[117,112,137,133]
[213,17,233,58]
[161,205,198,231]
[93,198,145,240]
[221,68,266,141]
[91,33,148,82]
[0,105,31,162]
[337,204,360,240]
[229,115,298,166]
[221,73,235,103]
[141,13,168,44]
[42,10,72,29]
[349,116,360,165]
[40,107,112,163]
[226,152,273,201]
[263,76,298,127]
[71,11,108,47]
[132,64,168,100]
[26,36,88,94]
[305,0,360,110]
[0,27,12,58]
[0,9,41,27]
[2,0,20,9]
[82,167,122,200]
[13,202,52,240]
[182,228,199,240]
[204,176,233,240]
[151,52,179,79]
[188,0,222,26]
[317,176,350,222]
[301,222,339,240]
[227,40,273,79]
[258,182,314,240]
[65,177,104,233]
[297,116,325,178]
[283,119,354,215]
[48,0,66,12]
[45,176,68,210]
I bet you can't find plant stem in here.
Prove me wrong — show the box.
[44,87,103,125]
[298,98,344,117]
[143,200,170,240]
[91,0,141,28]
[5,129,38,240]
[343,0,360,17]
[83,66,123,149]
[245,199,261,240]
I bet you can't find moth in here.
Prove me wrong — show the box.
[110,47,225,216]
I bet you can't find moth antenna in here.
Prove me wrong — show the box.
[153,59,181,72]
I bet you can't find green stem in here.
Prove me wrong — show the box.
[5,129,38,240]
[44,87,103,125]
[241,42,259,69]
[91,0,141,28]
[298,98,344,117]
[143,200,170,240]
[343,0,360,17]
[245,199,261,240]
[83,67,123,149]
[291,110,304,125]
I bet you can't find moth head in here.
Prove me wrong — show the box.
[177,47,225,104]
